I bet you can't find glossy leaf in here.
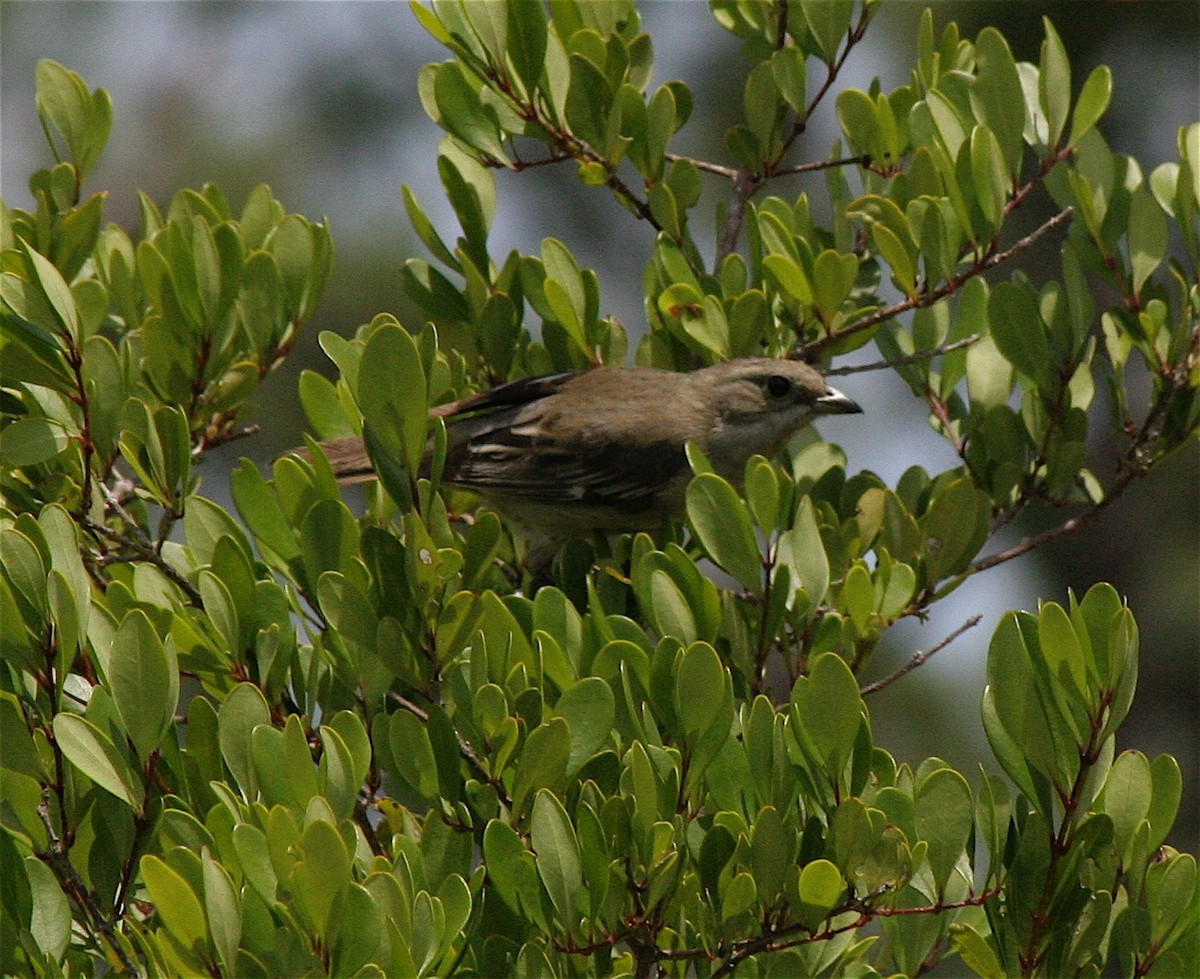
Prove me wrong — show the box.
[531,790,584,926]
[686,473,762,590]
[52,712,145,811]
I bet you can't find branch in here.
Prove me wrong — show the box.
[969,488,1124,575]
[860,615,982,696]
[714,6,875,269]
[84,519,204,607]
[196,421,260,454]
[664,153,737,179]
[800,206,1074,360]
[825,333,982,376]
[716,169,766,268]
[769,153,874,178]
[710,880,1004,977]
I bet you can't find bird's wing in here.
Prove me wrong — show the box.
[431,371,581,419]
[443,410,685,511]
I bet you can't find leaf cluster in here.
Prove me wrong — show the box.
[1,6,1197,977]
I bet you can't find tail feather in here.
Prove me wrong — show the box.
[292,437,376,485]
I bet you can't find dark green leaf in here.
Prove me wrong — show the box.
[686,473,762,590]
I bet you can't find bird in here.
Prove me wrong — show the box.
[300,358,860,565]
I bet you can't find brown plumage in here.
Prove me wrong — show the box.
[301,358,861,560]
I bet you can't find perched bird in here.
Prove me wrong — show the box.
[304,358,860,563]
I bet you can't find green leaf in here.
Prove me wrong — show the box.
[771,47,807,112]
[1146,853,1197,948]
[686,473,762,590]
[1038,600,1089,704]
[357,320,428,478]
[218,682,271,801]
[388,708,439,800]
[950,923,1005,979]
[872,223,917,296]
[762,253,813,304]
[797,858,843,914]
[986,613,1060,787]
[333,883,383,977]
[483,819,543,924]
[970,28,1025,180]
[647,568,697,644]
[970,124,1008,232]
[34,59,113,180]
[531,790,583,926]
[0,417,71,467]
[141,854,208,951]
[507,0,548,97]
[231,459,302,562]
[812,249,859,323]
[25,856,71,961]
[1070,65,1112,144]
[108,610,179,763]
[774,497,829,608]
[1038,18,1071,147]
[699,824,736,898]
[1147,754,1183,852]
[292,818,350,944]
[1099,750,1151,859]
[1127,188,1168,294]
[432,62,508,161]
[201,847,241,977]
[722,871,758,922]
[676,641,728,741]
[552,677,615,776]
[801,0,854,63]
[512,718,571,817]
[915,767,973,896]
[836,89,878,157]
[750,805,790,904]
[989,282,1050,391]
[233,823,278,906]
[52,712,144,811]
[793,653,864,784]
[21,243,80,340]
[920,478,989,583]
[842,562,874,634]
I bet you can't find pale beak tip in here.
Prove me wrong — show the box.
[817,387,862,414]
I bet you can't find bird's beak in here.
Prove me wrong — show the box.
[815,384,862,414]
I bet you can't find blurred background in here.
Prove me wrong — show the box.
[3,1,1196,851]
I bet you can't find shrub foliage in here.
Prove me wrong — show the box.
[1,3,1197,977]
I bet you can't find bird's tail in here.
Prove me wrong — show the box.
[290,437,376,485]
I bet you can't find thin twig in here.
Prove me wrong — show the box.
[84,519,204,606]
[969,483,1127,575]
[801,207,1074,360]
[825,333,982,376]
[860,615,982,696]
[196,422,260,454]
[664,153,738,179]
[714,6,874,269]
[710,880,1003,977]
[716,169,765,267]
[770,153,873,177]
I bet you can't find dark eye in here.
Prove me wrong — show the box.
[765,374,792,397]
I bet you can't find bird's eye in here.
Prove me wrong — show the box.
[765,374,792,397]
